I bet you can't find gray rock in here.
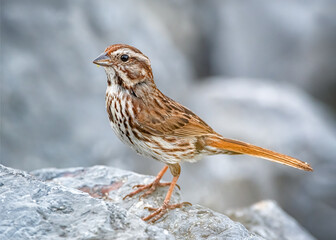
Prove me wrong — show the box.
[226,200,316,240]
[1,163,316,239]
[32,165,260,240]
[0,164,172,240]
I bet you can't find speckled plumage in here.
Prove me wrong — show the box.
[93,44,312,222]
[96,44,312,171]
[105,79,236,165]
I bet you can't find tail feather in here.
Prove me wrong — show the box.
[206,136,313,171]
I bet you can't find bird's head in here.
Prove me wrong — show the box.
[93,44,154,89]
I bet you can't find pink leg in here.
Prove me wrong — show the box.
[142,164,191,223]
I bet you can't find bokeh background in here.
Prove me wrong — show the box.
[1,0,336,239]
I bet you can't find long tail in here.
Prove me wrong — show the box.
[205,136,313,171]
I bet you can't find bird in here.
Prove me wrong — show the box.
[93,44,313,223]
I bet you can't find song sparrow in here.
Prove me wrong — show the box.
[93,44,313,223]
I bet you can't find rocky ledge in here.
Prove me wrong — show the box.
[0,165,315,239]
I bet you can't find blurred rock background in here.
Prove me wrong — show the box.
[1,0,336,239]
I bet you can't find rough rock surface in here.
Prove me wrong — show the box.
[226,201,316,240]
[0,164,315,239]
[0,165,171,240]
[31,165,259,240]
[1,164,259,240]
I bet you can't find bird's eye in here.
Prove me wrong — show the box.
[120,54,129,62]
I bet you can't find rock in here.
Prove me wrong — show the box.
[0,164,172,240]
[226,200,316,240]
[31,165,260,240]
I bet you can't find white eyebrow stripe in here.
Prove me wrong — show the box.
[113,48,150,64]
[113,48,130,55]
[132,53,151,63]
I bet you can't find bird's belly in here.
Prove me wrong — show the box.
[137,136,202,164]
[110,119,200,164]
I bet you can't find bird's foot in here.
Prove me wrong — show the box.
[123,179,180,200]
[143,201,191,223]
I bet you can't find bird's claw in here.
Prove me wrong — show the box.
[143,202,192,223]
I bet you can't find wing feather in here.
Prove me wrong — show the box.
[134,93,214,137]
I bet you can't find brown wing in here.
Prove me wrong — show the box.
[134,92,215,137]
[132,90,312,171]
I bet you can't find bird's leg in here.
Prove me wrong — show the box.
[123,165,180,200]
[143,164,191,223]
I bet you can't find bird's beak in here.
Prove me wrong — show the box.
[93,52,112,66]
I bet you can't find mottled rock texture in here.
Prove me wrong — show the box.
[0,165,172,240]
[31,165,259,240]
[226,201,316,240]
